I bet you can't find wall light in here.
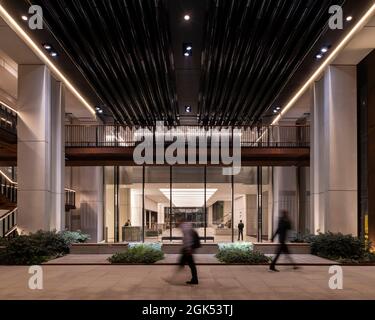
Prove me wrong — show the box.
[271,3,375,125]
[0,5,96,118]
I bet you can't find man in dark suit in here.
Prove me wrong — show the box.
[238,220,244,241]
[269,210,297,272]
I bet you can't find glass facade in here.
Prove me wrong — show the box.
[102,165,310,243]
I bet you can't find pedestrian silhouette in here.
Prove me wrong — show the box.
[238,220,244,241]
[179,221,200,284]
[269,210,297,272]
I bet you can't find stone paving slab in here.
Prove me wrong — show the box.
[1,265,375,300]
[43,254,335,265]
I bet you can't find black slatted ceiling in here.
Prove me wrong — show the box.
[198,0,345,126]
[33,0,178,125]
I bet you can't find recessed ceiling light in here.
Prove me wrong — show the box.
[346,16,353,22]
[184,52,190,57]
[184,15,190,21]
[50,52,58,57]
[316,54,323,59]
[276,107,281,110]
[321,47,328,53]
[21,15,28,21]
[186,46,192,51]
[43,44,52,50]
[98,109,103,114]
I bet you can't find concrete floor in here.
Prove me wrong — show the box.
[1,265,375,300]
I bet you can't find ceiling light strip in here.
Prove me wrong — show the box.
[0,5,96,118]
[272,3,375,125]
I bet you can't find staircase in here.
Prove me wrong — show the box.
[0,170,17,237]
[0,169,76,237]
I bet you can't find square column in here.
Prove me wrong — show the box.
[17,65,65,233]
[312,65,358,235]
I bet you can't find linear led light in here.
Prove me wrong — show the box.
[272,3,375,125]
[0,5,96,118]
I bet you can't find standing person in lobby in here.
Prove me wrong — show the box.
[179,221,200,285]
[269,210,297,272]
[238,220,244,241]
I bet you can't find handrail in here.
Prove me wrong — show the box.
[0,102,17,134]
[0,207,16,221]
[0,169,75,193]
[0,207,17,238]
[65,124,310,148]
[0,170,16,185]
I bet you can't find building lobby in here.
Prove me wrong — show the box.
[0,0,374,259]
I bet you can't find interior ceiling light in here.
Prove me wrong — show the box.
[184,14,190,21]
[186,46,192,51]
[346,16,353,22]
[50,52,58,57]
[271,3,375,126]
[43,44,52,50]
[0,5,96,118]
[185,105,192,113]
[316,54,323,59]
[321,47,328,53]
[184,52,190,57]
[160,189,217,207]
[21,15,28,21]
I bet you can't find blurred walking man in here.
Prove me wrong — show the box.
[179,222,200,285]
[269,210,297,272]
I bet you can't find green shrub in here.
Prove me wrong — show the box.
[0,231,69,265]
[0,230,90,265]
[108,243,164,264]
[59,230,90,245]
[216,244,270,264]
[218,242,253,251]
[307,232,374,262]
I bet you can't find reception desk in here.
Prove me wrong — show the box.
[122,226,142,242]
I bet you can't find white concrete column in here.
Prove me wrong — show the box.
[311,65,357,235]
[157,203,166,224]
[130,188,143,227]
[17,65,65,233]
[70,167,104,242]
[50,79,65,231]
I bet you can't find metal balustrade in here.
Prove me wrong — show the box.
[65,125,310,148]
[0,171,17,204]
[0,103,17,134]
[0,208,17,238]
[0,170,76,237]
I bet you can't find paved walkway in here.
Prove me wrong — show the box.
[44,254,334,265]
[0,265,375,300]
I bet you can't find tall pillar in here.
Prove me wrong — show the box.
[312,65,357,235]
[130,189,143,227]
[17,65,65,233]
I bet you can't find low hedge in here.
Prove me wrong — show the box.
[216,242,270,264]
[307,232,375,263]
[0,230,90,265]
[108,243,164,264]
